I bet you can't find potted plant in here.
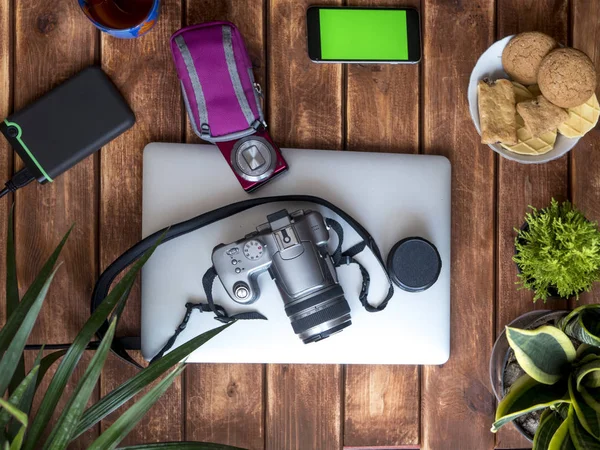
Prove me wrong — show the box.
[513,199,600,302]
[0,211,242,449]
[491,304,600,448]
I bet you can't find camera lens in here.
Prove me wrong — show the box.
[6,126,18,138]
[284,285,352,344]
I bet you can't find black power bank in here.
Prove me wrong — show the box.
[0,66,134,184]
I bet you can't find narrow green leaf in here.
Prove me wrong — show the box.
[34,350,67,391]
[23,235,163,450]
[44,318,118,450]
[87,365,185,450]
[549,409,575,450]
[74,322,233,439]
[569,403,600,449]
[9,426,26,450]
[0,227,71,356]
[575,358,600,391]
[569,374,600,439]
[533,408,565,450]
[6,205,19,316]
[0,361,40,431]
[117,443,245,450]
[506,326,576,385]
[6,207,25,398]
[492,374,569,432]
[0,399,27,428]
[0,266,60,395]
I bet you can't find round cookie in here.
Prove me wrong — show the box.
[538,48,597,108]
[502,32,557,85]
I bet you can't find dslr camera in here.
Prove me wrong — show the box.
[212,209,352,343]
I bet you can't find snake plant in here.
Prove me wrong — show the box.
[492,304,600,449]
[514,199,600,302]
[0,209,242,450]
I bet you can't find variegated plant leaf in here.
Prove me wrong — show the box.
[549,408,575,450]
[560,306,600,349]
[575,357,600,391]
[568,402,600,449]
[507,326,576,385]
[569,374,600,439]
[533,408,565,450]
[492,374,569,432]
[580,387,600,414]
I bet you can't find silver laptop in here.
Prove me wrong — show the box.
[141,143,451,364]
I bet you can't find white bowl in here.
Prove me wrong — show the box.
[468,35,580,164]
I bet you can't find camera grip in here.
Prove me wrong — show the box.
[212,238,272,304]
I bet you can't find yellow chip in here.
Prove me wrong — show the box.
[501,114,557,155]
[512,81,534,103]
[558,93,600,138]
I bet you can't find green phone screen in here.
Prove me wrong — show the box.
[319,9,408,60]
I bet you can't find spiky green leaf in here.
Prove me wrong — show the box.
[87,365,185,450]
[9,426,26,450]
[0,228,71,356]
[44,318,118,450]
[492,374,569,432]
[0,266,60,395]
[534,408,565,450]
[506,326,576,384]
[74,322,233,439]
[0,357,40,432]
[0,399,27,428]
[22,234,164,450]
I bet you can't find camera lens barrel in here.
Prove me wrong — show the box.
[285,285,352,344]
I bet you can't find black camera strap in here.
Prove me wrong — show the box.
[91,195,395,368]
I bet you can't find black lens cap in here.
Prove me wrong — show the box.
[387,237,442,293]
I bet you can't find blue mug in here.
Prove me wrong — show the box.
[78,0,160,39]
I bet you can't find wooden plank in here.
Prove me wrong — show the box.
[0,0,11,326]
[421,1,496,449]
[571,0,600,306]
[495,1,569,447]
[343,0,420,447]
[14,0,97,343]
[183,2,265,449]
[13,2,98,447]
[99,0,183,445]
[267,0,342,449]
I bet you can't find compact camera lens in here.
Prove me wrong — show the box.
[284,285,352,344]
[6,126,18,138]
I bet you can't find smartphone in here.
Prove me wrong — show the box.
[307,6,421,64]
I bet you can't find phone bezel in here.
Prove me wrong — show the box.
[306,6,421,64]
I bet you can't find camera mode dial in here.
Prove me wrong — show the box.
[243,240,264,261]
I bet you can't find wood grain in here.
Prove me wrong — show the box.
[267,0,342,449]
[183,2,265,449]
[571,0,600,307]
[343,0,420,447]
[14,0,97,344]
[421,1,496,449]
[495,1,569,447]
[99,0,183,445]
[12,2,98,446]
[0,0,11,326]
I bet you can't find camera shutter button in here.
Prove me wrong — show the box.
[234,283,250,300]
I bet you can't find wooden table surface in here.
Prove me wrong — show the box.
[1,0,599,449]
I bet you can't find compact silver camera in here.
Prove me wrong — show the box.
[212,209,352,343]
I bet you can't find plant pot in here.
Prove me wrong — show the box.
[490,309,569,441]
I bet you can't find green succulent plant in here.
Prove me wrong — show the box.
[0,209,242,450]
[492,304,600,449]
[514,199,600,302]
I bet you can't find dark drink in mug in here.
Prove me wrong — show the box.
[78,0,160,38]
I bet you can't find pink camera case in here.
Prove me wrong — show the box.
[171,21,287,192]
